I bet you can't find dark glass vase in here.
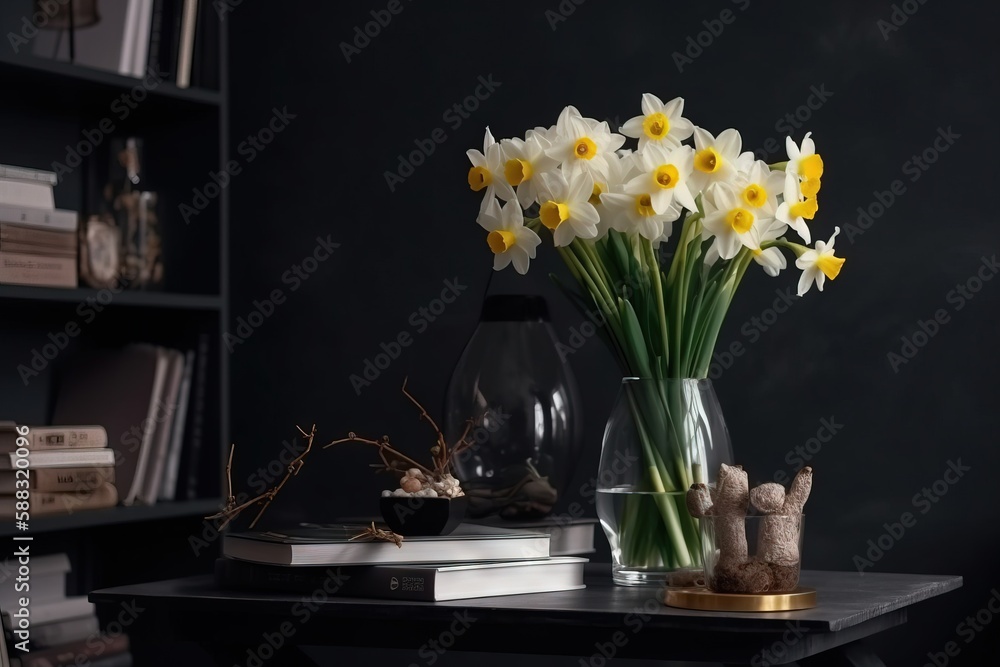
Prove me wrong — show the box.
[444,295,582,519]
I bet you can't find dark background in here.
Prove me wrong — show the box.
[225,1,999,665]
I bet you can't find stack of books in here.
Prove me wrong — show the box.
[0,164,78,288]
[1,554,132,666]
[0,424,117,518]
[216,524,588,602]
[52,342,205,506]
[32,0,220,90]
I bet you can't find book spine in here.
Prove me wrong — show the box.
[29,427,108,449]
[0,240,77,257]
[215,560,438,602]
[131,0,155,77]
[0,252,77,287]
[119,0,141,76]
[32,467,115,492]
[0,223,77,247]
[0,205,78,232]
[2,483,118,517]
[0,179,54,210]
[147,0,166,77]
[176,0,199,88]
[183,334,209,499]
[0,165,58,185]
[19,634,129,667]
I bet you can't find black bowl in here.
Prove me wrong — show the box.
[379,496,468,536]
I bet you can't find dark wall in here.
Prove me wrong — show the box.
[228,1,1000,664]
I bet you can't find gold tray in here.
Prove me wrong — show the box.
[664,586,817,612]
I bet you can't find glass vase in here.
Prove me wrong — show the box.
[444,295,583,519]
[596,377,733,586]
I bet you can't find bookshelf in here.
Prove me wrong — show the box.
[0,4,228,598]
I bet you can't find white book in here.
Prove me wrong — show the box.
[0,204,78,232]
[131,0,155,77]
[0,553,69,609]
[223,525,550,567]
[159,350,195,501]
[140,349,184,504]
[0,449,116,470]
[176,0,199,88]
[0,165,57,185]
[0,178,54,210]
[124,347,171,505]
[1,595,93,628]
[118,0,143,76]
[29,615,100,649]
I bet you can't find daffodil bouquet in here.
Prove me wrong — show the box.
[465,94,844,573]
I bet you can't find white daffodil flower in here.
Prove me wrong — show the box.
[733,160,785,219]
[501,130,559,209]
[600,191,680,242]
[477,198,541,275]
[687,127,742,192]
[619,94,694,151]
[785,132,823,198]
[775,172,817,244]
[795,226,845,295]
[701,182,761,260]
[467,127,515,214]
[545,106,626,182]
[537,170,601,247]
[624,144,698,215]
[752,219,789,277]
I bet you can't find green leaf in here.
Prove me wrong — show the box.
[618,297,652,378]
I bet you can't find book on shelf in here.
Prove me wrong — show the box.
[1,596,94,630]
[0,251,77,288]
[0,449,116,470]
[0,467,115,494]
[0,203,78,233]
[468,516,598,556]
[0,177,54,210]
[52,343,202,506]
[0,482,118,518]
[17,615,100,651]
[0,165,57,185]
[215,555,588,602]
[175,0,199,88]
[7,635,130,667]
[0,425,108,452]
[0,553,70,611]
[223,524,551,567]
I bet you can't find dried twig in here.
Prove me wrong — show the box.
[349,521,403,548]
[204,424,318,530]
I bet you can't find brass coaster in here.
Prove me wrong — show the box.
[664,586,817,612]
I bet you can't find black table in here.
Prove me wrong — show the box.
[90,566,961,666]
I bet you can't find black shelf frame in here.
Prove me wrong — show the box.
[0,284,222,310]
[0,499,221,537]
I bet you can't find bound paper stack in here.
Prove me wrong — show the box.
[0,164,78,288]
[0,423,117,518]
[216,523,587,602]
[0,553,132,665]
